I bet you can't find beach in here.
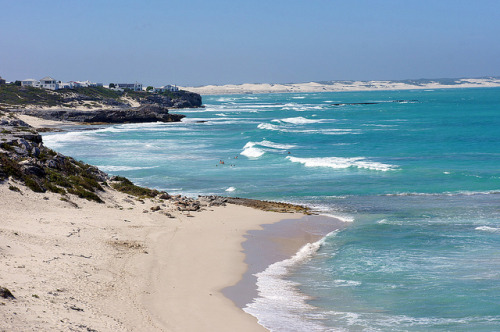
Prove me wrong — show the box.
[1,178,326,331]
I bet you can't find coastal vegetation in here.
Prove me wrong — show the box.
[110,176,160,198]
[0,84,202,109]
[0,114,107,203]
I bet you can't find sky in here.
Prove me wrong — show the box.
[1,0,500,86]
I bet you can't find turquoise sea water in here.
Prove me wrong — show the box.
[44,88,500,331]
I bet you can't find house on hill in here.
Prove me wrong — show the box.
[21,77,58,90]
[153,84,179,93]
[0,76,6,85]
[40,76,58,90]
[21,79,41,88]
[115,82,143,91]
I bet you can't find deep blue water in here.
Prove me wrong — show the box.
[44,88,500,331]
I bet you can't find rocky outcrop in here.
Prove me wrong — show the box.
[0,113,108,201]
[20,104,185,124]
[141,91,202,109]
[199,195,312,214]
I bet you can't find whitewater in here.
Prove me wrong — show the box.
[44,88,500,331]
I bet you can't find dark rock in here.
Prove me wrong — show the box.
[0,287,15,299]
[21,105,185,124]
[158,193,171,200]
[31,147,40,157]
[13,146,28,156]
[22,164,46,177]
[47,160,57,168]
[17,139,31,150]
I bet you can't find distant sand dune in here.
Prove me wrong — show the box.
[181,77,500,95]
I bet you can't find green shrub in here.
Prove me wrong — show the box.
[44,181,66,194]
[8,185,20,192]
[24,177,44,193]
[68,186,103,203]
[111,177,159,198]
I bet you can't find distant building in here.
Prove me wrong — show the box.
[21,78,41,88]
[116,82,143,91]
[58,82,73,89]
[40,76,58,90]
[74,80,103,88]
[19,77,103,90]
[22,77,58,90]
[153,84,179,93]
[0,76,6,85]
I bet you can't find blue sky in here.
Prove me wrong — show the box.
[1,0,499,86]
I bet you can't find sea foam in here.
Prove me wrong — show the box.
[244,232,337,332]
[257,140,296,150]
[275,117,322,125]
[286,156,397,171]
[475,226,500,233]
[96,165,159,172]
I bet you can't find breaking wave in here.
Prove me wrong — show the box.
[286,156,397,171]
[241,142,265,158]
[244,231,338,332]
[274,117,323,125]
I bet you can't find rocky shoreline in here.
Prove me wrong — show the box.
[18,104,185,124]
[0,85,203,124]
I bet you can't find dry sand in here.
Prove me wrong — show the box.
[0,180,306,331]
[181,77,500,95]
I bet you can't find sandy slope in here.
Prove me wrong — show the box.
[0,181,301,331]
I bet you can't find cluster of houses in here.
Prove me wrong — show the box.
[1,75,179,93]
[20,77,103,90]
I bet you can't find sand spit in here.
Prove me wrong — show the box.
[181,77,500,95]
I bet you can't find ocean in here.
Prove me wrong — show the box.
[43,87,500,331]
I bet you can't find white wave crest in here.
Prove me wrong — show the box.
[475,226,500,233]
[244,232,337,332]
[333,279,362,287]
[257,140,296,150]
[257,123,280,131]
[96,165,159,172]
[42,131,95,148]
[278,117,322,125]
[286,156,397,171]
[257,122,359,135]
[241,142,265,158]
[225,186,236,192]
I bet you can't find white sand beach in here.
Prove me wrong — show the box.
[0,180,306,331]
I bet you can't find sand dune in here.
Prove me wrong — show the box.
[181,77,500,95]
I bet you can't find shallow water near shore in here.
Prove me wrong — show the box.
[44,87,500,331]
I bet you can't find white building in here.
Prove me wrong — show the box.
[20,77,103,90]
[116,82,143,91]
[40,76,58,90]
[74,80,103,88]
[153,84,179,93]
[21,79,41,88]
